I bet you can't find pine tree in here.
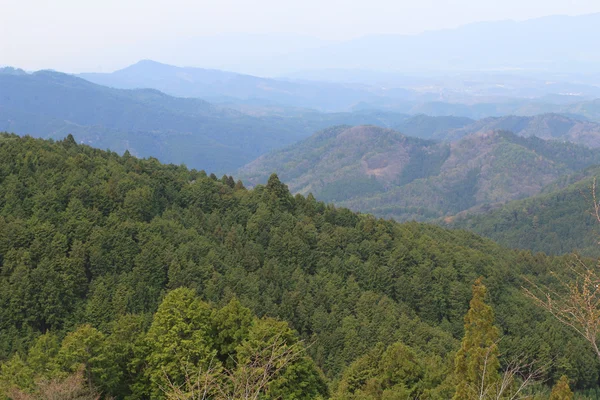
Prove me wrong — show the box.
[550,376,573,400]
[453,277,500,400]
[234,179,246,191]
[266,173,293,211]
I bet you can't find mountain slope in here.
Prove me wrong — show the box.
[447,166,600,257]
[239,127,600,221]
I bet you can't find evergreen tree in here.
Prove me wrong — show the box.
[550,376,573,400]
[142,288,216,399]
[453,278,500,400]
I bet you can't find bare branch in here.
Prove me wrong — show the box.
[160,332,306,400]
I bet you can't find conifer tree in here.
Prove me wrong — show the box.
[550,376,573,400]
[453,277,500,400]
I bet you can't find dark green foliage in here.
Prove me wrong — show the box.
[449,166,600,257]
[0,134,598,397]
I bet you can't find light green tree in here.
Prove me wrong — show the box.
[143,288,217,399]
[549,376,573,400]
[453,278,500,400]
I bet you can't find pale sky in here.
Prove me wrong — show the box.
[2,0,600,73]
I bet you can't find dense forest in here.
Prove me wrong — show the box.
[0,133,599,398]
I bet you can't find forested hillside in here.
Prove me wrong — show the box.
[240,126,600,221]
[0,133,598,398]
[448,165,600,257]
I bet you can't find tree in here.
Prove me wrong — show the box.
[265,174,293,211]
[333,342,431,400]
[454,279,547,400]
[549,375,573,400]
[161,317,326,400]
[7,366,101,400]
[212,298,253,366]
[57,325,107,392]
[454,278,500,400]
[142,288,216,399]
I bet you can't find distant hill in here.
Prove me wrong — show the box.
[438,113,600,148]
[0,69,414,173]
[79,60,416,112]
[446,166,600,257]
[405,100,600,122]
[239,126,600,220]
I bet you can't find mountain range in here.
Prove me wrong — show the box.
[6,65,600,181]
[239,126,600,221]
[0,68,416,172]
[428,113,600,147]
[79,60,416,112]
[79,60,600,116]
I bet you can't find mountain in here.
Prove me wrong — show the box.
[446,165,600,257]
[0,133,596,397]
[79,60,416,112]
[239,126,600,221]
[434,113,600,147]
[0,68,415,173]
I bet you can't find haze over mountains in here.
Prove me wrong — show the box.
[6,63,600,176]
[98,14,600,77]
[78,60,600,115]
[79,60,412,112]
[279,13,600,74]
[0,68,418,172]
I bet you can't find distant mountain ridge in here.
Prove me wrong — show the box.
[79,60,415,112]
[239,126,600,221]
[434,113,600,148]
[77,61,600,120]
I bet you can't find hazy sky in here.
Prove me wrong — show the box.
[2,0,600,72]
